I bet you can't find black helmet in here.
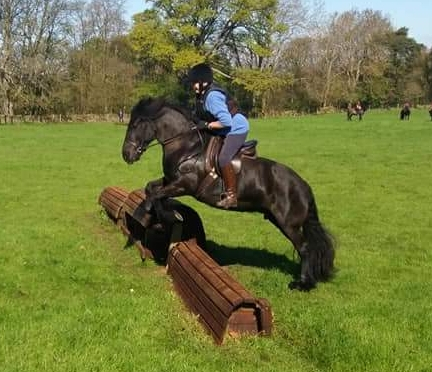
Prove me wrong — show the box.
[188,63,213,84]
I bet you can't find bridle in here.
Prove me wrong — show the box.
[126,118,205,156]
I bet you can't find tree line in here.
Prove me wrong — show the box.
[1,0,432,122]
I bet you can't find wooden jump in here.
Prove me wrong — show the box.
[167,240,273,344]
[98,186,206,261]
[98,186,129,223]
[98,186,273,344]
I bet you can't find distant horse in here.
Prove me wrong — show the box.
[347,104,364,121]
[121,97,335,291]
[400,105,411,120]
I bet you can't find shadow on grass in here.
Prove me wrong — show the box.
[205,240,300,277]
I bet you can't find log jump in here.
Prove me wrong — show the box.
[98,186,273,344]
[167,240,272,344]
[98,186,206,261]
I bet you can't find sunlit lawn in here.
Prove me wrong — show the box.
[1,108,431,372]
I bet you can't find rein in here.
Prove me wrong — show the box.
[127,123,205,155]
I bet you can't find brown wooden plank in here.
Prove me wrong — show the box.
[100,195,124,210]
[107,186,129,197]
[182,240,255,302]
[122,199,140,215]
[100,197,124,219]
[228,309,259,334]
[103,187,129,200]
[170,247,237,316]
[178,242,244,305]
[125,193,145,208]
[168,254,230,329]
[172,277,225,344]
[185,243,256,304]
[99,186,129,203]
[123,194,144,209]
[177,243,245,307]
[256,298,273,335]
[102,193,127,206]
[99,187,129,219]
[168,262,227,343]
[168,250,233,320]
[128,190,146,202]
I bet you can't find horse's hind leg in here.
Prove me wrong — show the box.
[284,227,317,291]
[266,214,316,291]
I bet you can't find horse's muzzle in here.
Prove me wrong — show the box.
[122,143,144,164]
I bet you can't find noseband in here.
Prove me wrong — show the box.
[127,120,205,155]
[126,139,146,155]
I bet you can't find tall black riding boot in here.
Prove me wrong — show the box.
[216,164,237,209]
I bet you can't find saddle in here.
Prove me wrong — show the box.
[196,136,257,197]
[205,136,257,175]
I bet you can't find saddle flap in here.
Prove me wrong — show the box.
[239,140,257,158]
[205,136,258,175]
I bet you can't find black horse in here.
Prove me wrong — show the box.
[121,97,335,291]
[400,106,411,120]
[347,104,364,121]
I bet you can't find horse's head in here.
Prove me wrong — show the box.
[122,96,197,164]
[122,97,165,164]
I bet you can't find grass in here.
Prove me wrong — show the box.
[1,108,432,372]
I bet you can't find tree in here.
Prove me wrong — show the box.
[425,49,432,101]
[313,9,392,107]
[0,0,77,121]
[383,27,423,106]
[128,0,282,113]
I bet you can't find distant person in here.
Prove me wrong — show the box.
[118,107,124,123]
[428,102,432,121]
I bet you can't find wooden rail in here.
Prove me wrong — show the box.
[99,186,273,344]
[167,240,273,344]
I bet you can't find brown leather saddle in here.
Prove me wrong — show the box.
[205,136,257,174]
[196,136,257,197]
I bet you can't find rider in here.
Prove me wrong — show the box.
[188,62,249,209]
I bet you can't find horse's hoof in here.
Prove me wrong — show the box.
[288,280,315,292]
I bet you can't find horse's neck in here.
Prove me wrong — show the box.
[158,107,212,163]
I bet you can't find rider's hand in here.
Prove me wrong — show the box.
[194,120,208,130]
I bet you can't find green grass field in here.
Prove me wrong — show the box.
[1,109,431,372]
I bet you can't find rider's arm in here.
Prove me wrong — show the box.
[207,121,224,129]
[205,91,232,129]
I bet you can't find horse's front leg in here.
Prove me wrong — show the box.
[144,177,165,196]
[133,177,165,228]
[140,177,165,213]
[145,180,187,226]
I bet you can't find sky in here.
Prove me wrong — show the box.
[124,0,432,48]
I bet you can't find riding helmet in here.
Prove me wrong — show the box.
[188,63,213,84]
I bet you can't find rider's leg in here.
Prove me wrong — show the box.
[216,133,247,209]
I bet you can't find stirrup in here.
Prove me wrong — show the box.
[216,193,237,209]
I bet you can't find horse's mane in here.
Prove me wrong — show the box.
[132,96,193,121]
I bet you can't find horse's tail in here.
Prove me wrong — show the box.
[302,196,336,282]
